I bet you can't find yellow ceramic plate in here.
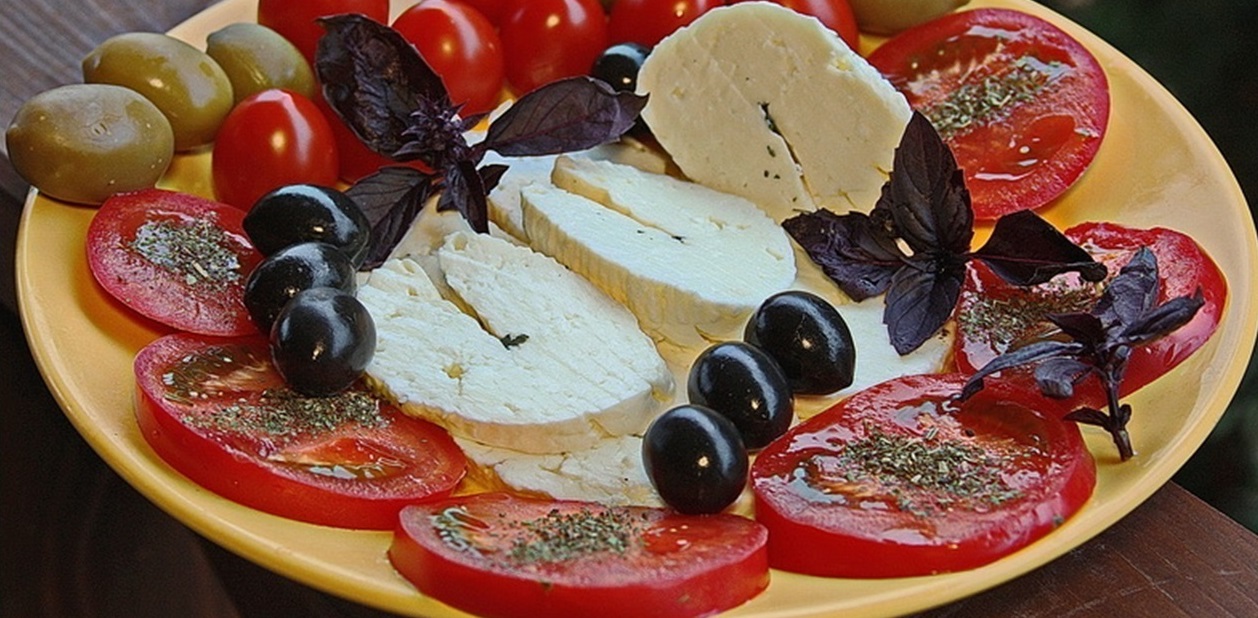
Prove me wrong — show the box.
[17,0,1258,616]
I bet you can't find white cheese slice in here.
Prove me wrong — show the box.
[359,233,673,454]
[456,434,663,508]
[637,2,911,220]
[520,155,796,346]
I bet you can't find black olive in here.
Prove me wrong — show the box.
[243,184,371,267]
[244,241,356,331]
[688,341,793,449]
[590,42,652,138]
[642,404,748,514]
[270,287,376,397]
[744,291,856,395]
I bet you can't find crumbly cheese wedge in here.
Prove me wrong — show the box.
[359,233,673,454]
[456,435,662,507]
[637,2,911,220]
[520,155,796,346]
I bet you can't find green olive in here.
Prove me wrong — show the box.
[5,84,175,205]
[848,0,971,34]
[206,23,316,105]
[82,32,234,151]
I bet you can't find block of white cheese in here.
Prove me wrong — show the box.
[456,434,662,507]
[637,2,912,220]
[359,233,673,454]
[520,155,796,346]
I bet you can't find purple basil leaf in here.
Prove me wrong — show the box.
[878,112,973,256]
[315,14,451,159]
[346,166,434,227]
[883,260,963,355]
[347,169,437,269]
[959,339,1083,400]
[394,99,475,168]
[1064,407,1111,429]
[1035,357,1094,399]
[782,209,905,301]
[1047,311,1107,345]
[482,77,647,157]
[437,160,488,233]
[1117,289,1205,347]
[1094,247,1160,329]
[478,163,510,194]
[972,210,1107,285]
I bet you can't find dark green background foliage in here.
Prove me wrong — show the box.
[1044,0,1258,530]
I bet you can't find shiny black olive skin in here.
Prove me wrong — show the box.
[243,184,371,267]
[591,42,651,137]
[642,404,748,515]
[244,242,356,331]
[270,287,376,397]
[687,341,793,449]
[744,291,856,395]
[591,42,650,92]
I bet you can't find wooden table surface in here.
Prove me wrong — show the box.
[3,1,1258,616]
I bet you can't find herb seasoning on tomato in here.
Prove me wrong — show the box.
[87,188,261,336]
[134,333,465,529]
[868,9,1110,220]
[752,373,1095,577]
[389,493,770,618]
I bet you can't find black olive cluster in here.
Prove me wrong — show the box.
[643,291,857,514]
[241,184,376,397]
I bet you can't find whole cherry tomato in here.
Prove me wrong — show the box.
[608,0,722,48]
[212,89,339,209]
[257,0,390,66]
[730,0,860,49]
[452,0,511,26]
[392,0,506,115]
[499,0,609,94]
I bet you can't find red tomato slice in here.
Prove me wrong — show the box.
[868,9,1110,220]
[954,222,1227,407]
[86,189,261,336]
[389,493,770,617]
[752,373,1096,577]
[134,333,466,529]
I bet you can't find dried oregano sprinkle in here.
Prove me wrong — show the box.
[182,388,386,439]
[827,423,1024,516]
[956,279,1101,351]
[924,56,1064,139]
[130,214,243,288]
[507,508,640,565]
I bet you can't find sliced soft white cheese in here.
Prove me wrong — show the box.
[637,2,911,220]
[456,434,662,507]
[519,155,796,346]
[359,233,673,454]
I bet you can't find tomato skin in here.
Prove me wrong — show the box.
[257,0,391,66]
[389,493,770,618]
[86,189,261,336]
[607,0,722,48]
[729,0,859,49]
[212,89,339,210]
[452,0,511,26]
[392,0,506,116]
[954,223,1228,407]
[499,0,609,94]
[752,373,1096,577]
[134,333,466,529]
[868,9,1110,220]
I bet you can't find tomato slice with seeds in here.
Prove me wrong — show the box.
[87,188,261,336]
[751,373,1095,577]
[389,493,770,618]
[868,9,1110,220]
[134,333,466,529]
[954,222,1227,407]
